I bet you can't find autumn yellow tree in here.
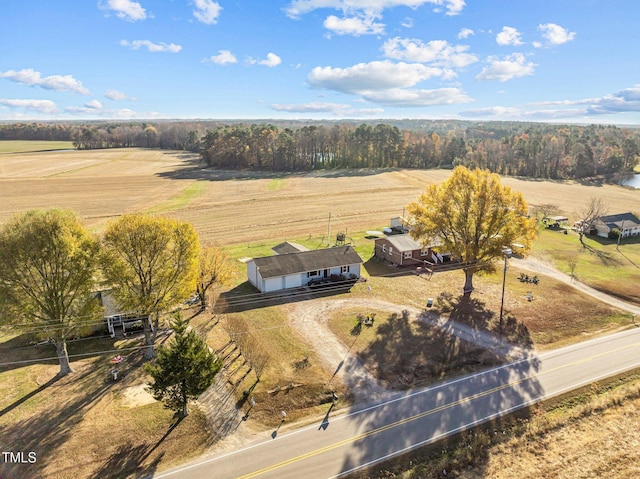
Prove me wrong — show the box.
[0,209,101,375]
[406,166,536,295]
[196,243,235,310]
[101,214,200,358]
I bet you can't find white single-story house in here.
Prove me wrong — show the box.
[246,245,364,293]
[374,234,447,266]
[593,212,640,238]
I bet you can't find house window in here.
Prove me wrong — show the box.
[389,247,393,256]
[341,265,350,273]
[382,244,386,253]
[307,270,319,278]
[421,249,429,256]
[403,251,412,259]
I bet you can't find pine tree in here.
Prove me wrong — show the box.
[146,314,221,417]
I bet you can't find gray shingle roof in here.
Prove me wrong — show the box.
[272,242,309,255]
[251,246,363,279]
[598,212,640,229]
[380,235,423,251]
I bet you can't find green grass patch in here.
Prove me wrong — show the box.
[0,140,75,154]
[532,225,640,303]
[266,178,285,190]
[144,180,207,214]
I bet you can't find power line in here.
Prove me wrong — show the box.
[0,344,150,368]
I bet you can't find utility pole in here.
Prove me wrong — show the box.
[327,212,331,247]
[499,254,508,335]
[616,219,625,251]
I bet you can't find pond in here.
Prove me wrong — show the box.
[621,174,640,189]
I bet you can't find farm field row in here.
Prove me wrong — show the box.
[1,148,639,244]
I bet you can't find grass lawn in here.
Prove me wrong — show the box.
[532,225,640,304]
[0,140,75,154]
[0,342,211,479]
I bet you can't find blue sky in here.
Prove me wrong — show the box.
[1,0,639,124]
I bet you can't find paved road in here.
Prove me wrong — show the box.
[155,327,640,479]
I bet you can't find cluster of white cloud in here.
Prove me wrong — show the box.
[248,53,283,68]
[204,50,282,67]
[99,0,222,24]
[460,84,640,121]
[476,53,536,82]
[0,99,58,115]
[496,26,523,46]
[286,0,465,36]
[307,60,472,107]
[285,0,466,19]
[192,0,222,25]
[120,40,182,53]
[0,69,90,95]
[323,13,385,36]
[382,37,477,68]
[98,0,147,22]
[495,23,576,48]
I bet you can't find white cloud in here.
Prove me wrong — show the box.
[192,0,222,25]
[308,60,472,107]
[120,40,182,53]
[401,17,414,28]
[538,23,576,46]
[0,98,58,114]
[496,26,523,46]
[0,69,90,94]
[475,53,536,82]
[587,84,640,114]
[360,87,472,106]
[205,50,237,65]
[457,27,474,39]
[270,102,352,113]
[104,89,136,101]
[270,102,384,117]
[249,53,282,67]
[285,0,466,19]
[460,85,640,121]
[309,60,445,93]
[98,0,147,22]
[323,14,385,35]
[85,99,103,109]
[382,37,477,68]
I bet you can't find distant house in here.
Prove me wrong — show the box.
[593,212,640,238]
[246,245,363,293]
[374,234,444,266]
[96,289,146,337]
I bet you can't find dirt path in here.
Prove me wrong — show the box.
[514,256,640,316]
[286,296,531,404]
[287,298,417,403]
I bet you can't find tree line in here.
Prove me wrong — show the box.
[198,122,640,181]
[2,120,639,181]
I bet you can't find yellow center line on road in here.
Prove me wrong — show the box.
[237,341,640,479]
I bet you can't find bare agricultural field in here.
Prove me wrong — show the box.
[0,149,199,228]
[1,148,638,246]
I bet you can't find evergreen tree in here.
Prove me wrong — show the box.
[146,314,221,417]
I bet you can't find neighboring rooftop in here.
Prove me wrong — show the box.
[598,212,640,228]
[272,241,310,255]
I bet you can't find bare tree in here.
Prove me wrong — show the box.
[575,197,608,246]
